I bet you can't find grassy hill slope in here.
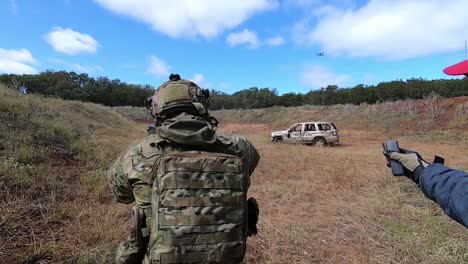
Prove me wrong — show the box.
[0,84,146,263]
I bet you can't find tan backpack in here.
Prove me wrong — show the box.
[148,150,249,263]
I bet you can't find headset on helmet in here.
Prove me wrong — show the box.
[145,74,217,126]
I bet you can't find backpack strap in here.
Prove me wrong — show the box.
[152,137,170,155]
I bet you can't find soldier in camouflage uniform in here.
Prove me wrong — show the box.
[108,74,260,264]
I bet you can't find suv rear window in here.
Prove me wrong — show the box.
[331,123,337,129]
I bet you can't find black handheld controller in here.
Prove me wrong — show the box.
[383,140,405,176]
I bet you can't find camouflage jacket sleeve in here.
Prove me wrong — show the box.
[108,150,135,204]
[232,136,260,176]
[107,135,162,208]
[218,135,260,185]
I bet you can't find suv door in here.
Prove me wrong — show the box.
[331,123,339,137]
[317,123,341,144]
[287,123,303,143]
[302,123,318,143]
[317,123,332,137]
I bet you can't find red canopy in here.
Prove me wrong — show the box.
[443,59,468,76]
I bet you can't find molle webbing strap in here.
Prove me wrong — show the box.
[160,247,242,263]
[159,224,239,234]
[207,163,239,173]
[141,208,152,237]
[170,161,202,171]
[159,212,241,226]
[161,196,241,207]
[162,230,241,245]
[162,178,241,189]
[165,160,240,173]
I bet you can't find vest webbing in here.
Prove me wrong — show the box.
[149,150,248,264]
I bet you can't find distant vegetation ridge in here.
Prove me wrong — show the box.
[1,70,467,109]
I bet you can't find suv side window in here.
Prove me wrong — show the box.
[305,124,316,131]
[290,124,302,132]
[318,124,331,131]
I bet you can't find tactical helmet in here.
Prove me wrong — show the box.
[145,74,214,124]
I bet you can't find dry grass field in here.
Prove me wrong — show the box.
[226,124,468,264]
[218,99,468,263]
[1,84,467,263]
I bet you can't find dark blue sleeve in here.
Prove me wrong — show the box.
[419,164,468,227]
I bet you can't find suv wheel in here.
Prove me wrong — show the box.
[273,137,283,143]
[313,137,326,147]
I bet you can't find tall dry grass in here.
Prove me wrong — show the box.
[0,85,146,263]
[239,132,468,264]
[112,106,151,123]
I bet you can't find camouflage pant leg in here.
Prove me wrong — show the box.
[115,237,142,264]
[115,206,148,264]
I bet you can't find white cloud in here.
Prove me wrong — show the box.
[189,73,213,88]
[300,65,350,88]
[265,35,285,46]
[46,27,100,55]
[294,0,468,60]
[94,0,277,38]
[0,48,37,74]
[190,73,205,85]
[227,30,285,49]
[147,55,170,77]
[226,29,260,49]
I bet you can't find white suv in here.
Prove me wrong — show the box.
[270,122,339,146]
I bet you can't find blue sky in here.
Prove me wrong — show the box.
[1,0,467,94]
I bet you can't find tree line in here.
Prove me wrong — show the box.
[0,71,154,106]
[210,78,468,110]
[1,71,467,109]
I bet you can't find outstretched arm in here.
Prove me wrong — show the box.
[385,148,468,228]
[419,164,468,227]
